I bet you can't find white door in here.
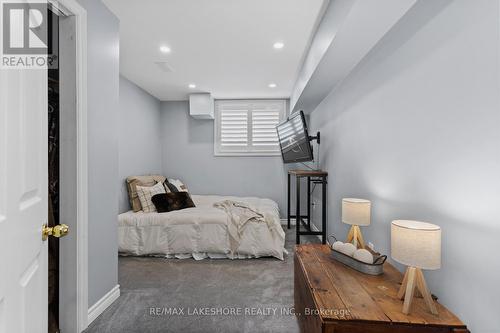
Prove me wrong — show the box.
[0,68,49,331]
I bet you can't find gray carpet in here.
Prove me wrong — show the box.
[84,227,320,333]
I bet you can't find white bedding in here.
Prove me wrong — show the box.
[118,195,286,260]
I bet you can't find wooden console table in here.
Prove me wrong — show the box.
[287,169,328,244]
[294,244,469,333]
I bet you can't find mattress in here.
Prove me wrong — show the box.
[118,194,286,260]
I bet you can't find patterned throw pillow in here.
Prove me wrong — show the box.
[163,180,178,193]
[151,192,195,213]
[135,182,166,213]
[165,178,189,192]
[126,175,166,212]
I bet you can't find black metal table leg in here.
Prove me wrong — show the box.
[307,176,311,230]
[287,173,291,229]
[322,176,327,244]
[296,176,301,245]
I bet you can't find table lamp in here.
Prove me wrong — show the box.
[342,198,371,249]
[391,220,441,315]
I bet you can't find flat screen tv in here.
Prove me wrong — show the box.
[276,111,314,163]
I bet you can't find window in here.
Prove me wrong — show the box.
[214,100,287,156]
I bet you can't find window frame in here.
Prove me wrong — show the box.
[214,99,287,157]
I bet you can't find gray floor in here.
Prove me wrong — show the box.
[84,227,320,333]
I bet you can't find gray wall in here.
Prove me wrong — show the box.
[308,1,499,332]
[118,75,162,212]
[77,0,120,307]
[160,101,288,214]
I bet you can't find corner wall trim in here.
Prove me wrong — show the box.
[87,285,120,325]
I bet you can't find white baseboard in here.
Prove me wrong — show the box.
[88,284,120,325]
[280,218,323,242]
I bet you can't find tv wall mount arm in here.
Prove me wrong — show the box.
[309,132,320,144]
[310,132,321,170]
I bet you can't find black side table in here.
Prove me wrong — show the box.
[287,170,328,244]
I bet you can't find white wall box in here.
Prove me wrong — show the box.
[189,93,214,119]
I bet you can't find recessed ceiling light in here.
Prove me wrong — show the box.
[268,83,277,88]
[273,42,284,49]
[188,84,196,89]
[159,45,171,53]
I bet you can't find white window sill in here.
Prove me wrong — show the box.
[214,152,282,157]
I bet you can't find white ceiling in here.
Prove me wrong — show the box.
[102,0,327,101]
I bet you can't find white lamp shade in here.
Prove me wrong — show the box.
[391,220,441,270]
[342,198,371,226]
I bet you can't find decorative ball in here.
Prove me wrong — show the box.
[338,243,357,257]
[332,241,344,251]
[353,249,374,264]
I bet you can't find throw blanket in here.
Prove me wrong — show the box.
[214,200,267,253]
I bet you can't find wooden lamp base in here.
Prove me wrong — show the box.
[398,266,438,315]
[346,225,365,249]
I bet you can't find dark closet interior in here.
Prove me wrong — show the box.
[48,8,60,333]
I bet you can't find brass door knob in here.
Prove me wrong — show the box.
[42,224,69,241]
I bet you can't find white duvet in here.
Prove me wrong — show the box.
[118,195,286,260]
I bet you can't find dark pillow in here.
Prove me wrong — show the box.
[151,192,195,213]
[163,180,179,193]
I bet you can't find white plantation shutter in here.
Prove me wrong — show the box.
[215,100,286,156]
[251,106,281,149]
[220,109,248,147]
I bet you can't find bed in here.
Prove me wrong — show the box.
[118,194,287,260]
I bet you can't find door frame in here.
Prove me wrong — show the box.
[50,0,88,331]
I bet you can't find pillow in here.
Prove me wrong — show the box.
[135,182,166,213]
[126,175,166,212]
[151,192,195,213]
[166,178,189,192]
[163,179,178,193]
